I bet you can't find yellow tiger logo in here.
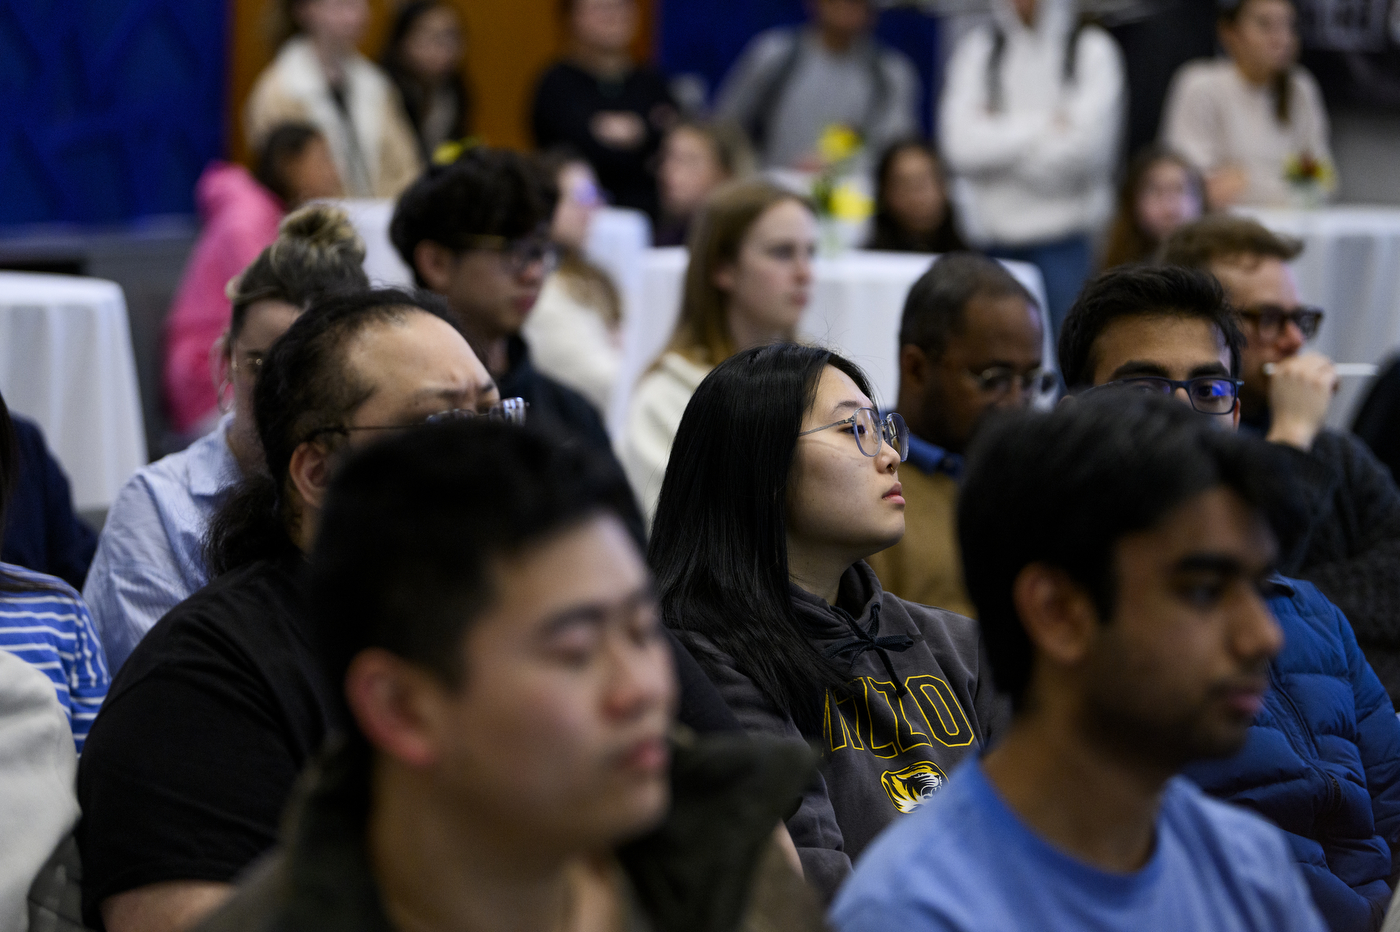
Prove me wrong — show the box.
[881,762,948,814]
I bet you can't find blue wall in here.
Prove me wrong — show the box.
[657,0,941,136]
[0,0,227,228]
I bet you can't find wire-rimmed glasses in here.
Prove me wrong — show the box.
[799,407,910,461]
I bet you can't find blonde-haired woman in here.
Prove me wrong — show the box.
[246,0,422,198]
[87,205,369,672]
[620,181,816,523]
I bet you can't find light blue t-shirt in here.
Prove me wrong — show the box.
[831,759,1327,932]
[83,415,240,673]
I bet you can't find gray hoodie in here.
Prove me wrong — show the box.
[677,561,1009,901]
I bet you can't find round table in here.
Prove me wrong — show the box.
[1242,206,1400,428]
[610,248,1050,437]
[0,272,147,511]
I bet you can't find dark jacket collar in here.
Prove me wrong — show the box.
[246,730,817,932]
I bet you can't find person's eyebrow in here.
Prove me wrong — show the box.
[539,583,656,635]
[1107,360,1172,380]
[830,399,865,417]
[1187,363,1231,379]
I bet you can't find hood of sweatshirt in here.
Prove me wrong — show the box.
[195,162,282,224]
[989,0,1078,48]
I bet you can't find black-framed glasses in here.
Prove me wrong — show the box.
[799,407,910,461]
[459,233,559,277]
[1237,305,1323,341]
[304,397,528,443]
[1090,377,1243,415]
[965,366,1057,400]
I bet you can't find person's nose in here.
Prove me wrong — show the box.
[1277,318,1306,355]
[794,252,813,287]
[876,435,900,473]
[603,637,675,722]
[1233,591,1284,666]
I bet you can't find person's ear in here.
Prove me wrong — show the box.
[1012,563,1100,669]
[344,649,442,768]
[712,260,736,295]
[209,330,232,393]
[899,343,932,395]
[288,439,334,515]
[414,241,457,294]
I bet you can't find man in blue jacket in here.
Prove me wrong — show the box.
[1059,265,1400,932]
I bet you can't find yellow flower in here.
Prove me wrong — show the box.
[818,124,862,165]
[829,180,873,222]
[1283,152,1336,189]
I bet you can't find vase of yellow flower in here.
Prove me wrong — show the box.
[1283,152,1335,210]
[811,124,873,256]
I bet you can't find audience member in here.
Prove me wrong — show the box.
[938,0,1125,334]
[380,1,472,163]
[655,120,755,247]
[0,392,108,755]
[832,392,1325,932]
[1059,266,1400,930]
[391,147,621,465]
[164,123,344,437]
[2,410,96,590]
[1099,144,1205,271]
[246,0,422,198]
[866,254,1049,615]
[1161,0,1333,209]
[191,421,822,932]
[522,150,624,414]
[866,139,966,254]
[530,0,677,219]
[0,650,79,932]
[620,181,816,523]
[715,0,919,171]
[650,342,1008,900]
[77,288,506,932]
[88,206,368,674]
[1352,358,1400,485]
[1163,216,1400,704]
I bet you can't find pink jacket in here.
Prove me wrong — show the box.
[162,163,283,433]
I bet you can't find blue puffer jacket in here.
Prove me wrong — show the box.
[1184,577,1400,932]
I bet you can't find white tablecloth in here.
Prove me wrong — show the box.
[0,273,147,511]
[610,248,1050,436]
[1242,206,1400,428]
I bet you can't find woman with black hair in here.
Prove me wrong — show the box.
[381,1,473,162]
[648,342,1007,900]
[866,139,966,254]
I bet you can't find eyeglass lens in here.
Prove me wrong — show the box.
[852,409,910,461]
[976,367,1057,397]
[1121,377,1238,415]
[1246,306,1323,340]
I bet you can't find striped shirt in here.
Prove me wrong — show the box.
[0,563,110,753]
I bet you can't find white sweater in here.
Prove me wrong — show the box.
[618,352,712,528]
[938,0,1125,246]
[1161,59,1334,208]
[521,274,622,416]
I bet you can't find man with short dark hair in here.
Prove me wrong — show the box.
[833,394,1324,932]
[867,253,1050,615]
[390,146,616,463]
[192,422,823,932]
[1163,215,1400,703]
[1056,266,1400,932]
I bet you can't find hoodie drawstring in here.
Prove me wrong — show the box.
[820,602,914,696]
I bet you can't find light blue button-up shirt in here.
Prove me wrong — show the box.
[83,415,241,673]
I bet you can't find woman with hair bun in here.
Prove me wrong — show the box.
[85,204,369,673]
[1161,0,1334,209]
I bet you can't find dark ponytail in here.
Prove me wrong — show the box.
[204,287,467,576]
